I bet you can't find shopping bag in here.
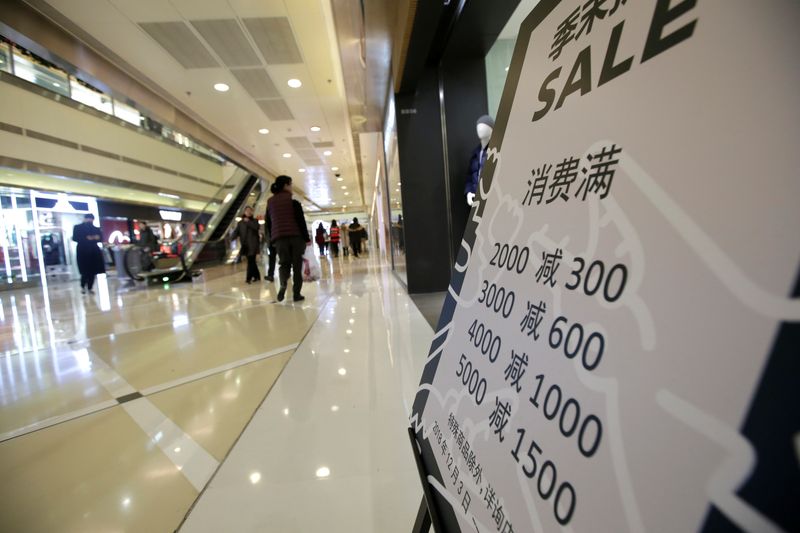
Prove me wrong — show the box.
[302,245,321,281]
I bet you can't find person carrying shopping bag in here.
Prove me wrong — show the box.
[265,175,311,302]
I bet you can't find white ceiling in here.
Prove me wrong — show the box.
[39,0,363,211]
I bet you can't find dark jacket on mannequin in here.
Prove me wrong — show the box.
[465,144,487,195]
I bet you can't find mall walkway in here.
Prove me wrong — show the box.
[0,254,432,532]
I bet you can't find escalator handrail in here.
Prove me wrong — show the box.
[170,173,262,254]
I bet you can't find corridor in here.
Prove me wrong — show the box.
[0,256,432,532]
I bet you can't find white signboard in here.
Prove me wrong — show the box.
[411,1,799,532]
[159,210,182,221]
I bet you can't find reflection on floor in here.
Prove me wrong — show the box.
[0,253,432,532]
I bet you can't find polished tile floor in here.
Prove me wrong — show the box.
[0,253,433,532]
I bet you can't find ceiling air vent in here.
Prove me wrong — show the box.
[191,19,261,68]
[243,17,303,64]
[286,137,324,166]
[255,99,294,121]
[231,68,280,99]
[139,22,218,69]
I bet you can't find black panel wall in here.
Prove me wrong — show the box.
[394,0,520,294]
[440,57,490,257]
[396,67,451,294]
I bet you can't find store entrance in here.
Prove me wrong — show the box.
[36,210,89,280]
[32,191,100,284]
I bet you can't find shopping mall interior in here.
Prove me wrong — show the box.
[1,0,797,532]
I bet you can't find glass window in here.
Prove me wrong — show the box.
[69,77,113,114]
[0,41,10,74]
[485,0,540,116]
[11,46,69,97]
[383,90,406,282]
[113,99,142,126]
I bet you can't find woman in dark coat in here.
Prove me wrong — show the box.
[315,223,327,256]
[349,218,365,257]
[232,205,261,284]
[72,213,105,294]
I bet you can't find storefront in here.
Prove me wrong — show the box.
[0,188,212,289]
[390,0,535,293]
[97,200,208,271]
[0,187,100,288]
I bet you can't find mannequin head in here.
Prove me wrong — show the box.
[476,115,495,147]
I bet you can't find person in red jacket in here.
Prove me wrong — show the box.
[329,220,340,257]
[265,175,311,302]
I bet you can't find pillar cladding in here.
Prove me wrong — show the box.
[395,67,452,294]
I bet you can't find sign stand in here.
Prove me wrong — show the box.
[408,427,444,533]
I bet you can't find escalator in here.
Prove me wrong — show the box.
[131,169,267,283]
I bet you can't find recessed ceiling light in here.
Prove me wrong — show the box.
[316,466,331,478]
[310,126,321,132]
[341,185,347,189]
[287,78,302,88]
[338,368,346,376]
[323,150,333,156]
[344,192,350,196]
[505,66,509,72]
[282,153,292,158]
[258,128,269,135]
[213,83,230,92]
[331,166,339,171]
[298,168,306,173]
[336,177,344,182]
[395,188,399,192]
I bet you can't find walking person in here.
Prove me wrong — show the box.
[329,220,340,257]
[137,221,159,271]
[315,223,327,257]
[349,218,365,257]
[263,219,277,282]
[72,213,105,294]
[231,206,261,284]
[266,175,311,302]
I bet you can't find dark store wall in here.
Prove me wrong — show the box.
[396,67,451,294]
[394,0,520,294]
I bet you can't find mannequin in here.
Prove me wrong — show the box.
[465,115,494,206]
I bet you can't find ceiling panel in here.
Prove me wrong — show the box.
[230,68,280,99]
[168,0,236,20]
[139,21,218,69]
[190,19,261,67]
[38,0,369,210]
[109,0,183,22]
[228,0,286,18]
[255,99,294,121]
[285,136,314,151]
[297,152,324,166]
[243,17,303,64]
